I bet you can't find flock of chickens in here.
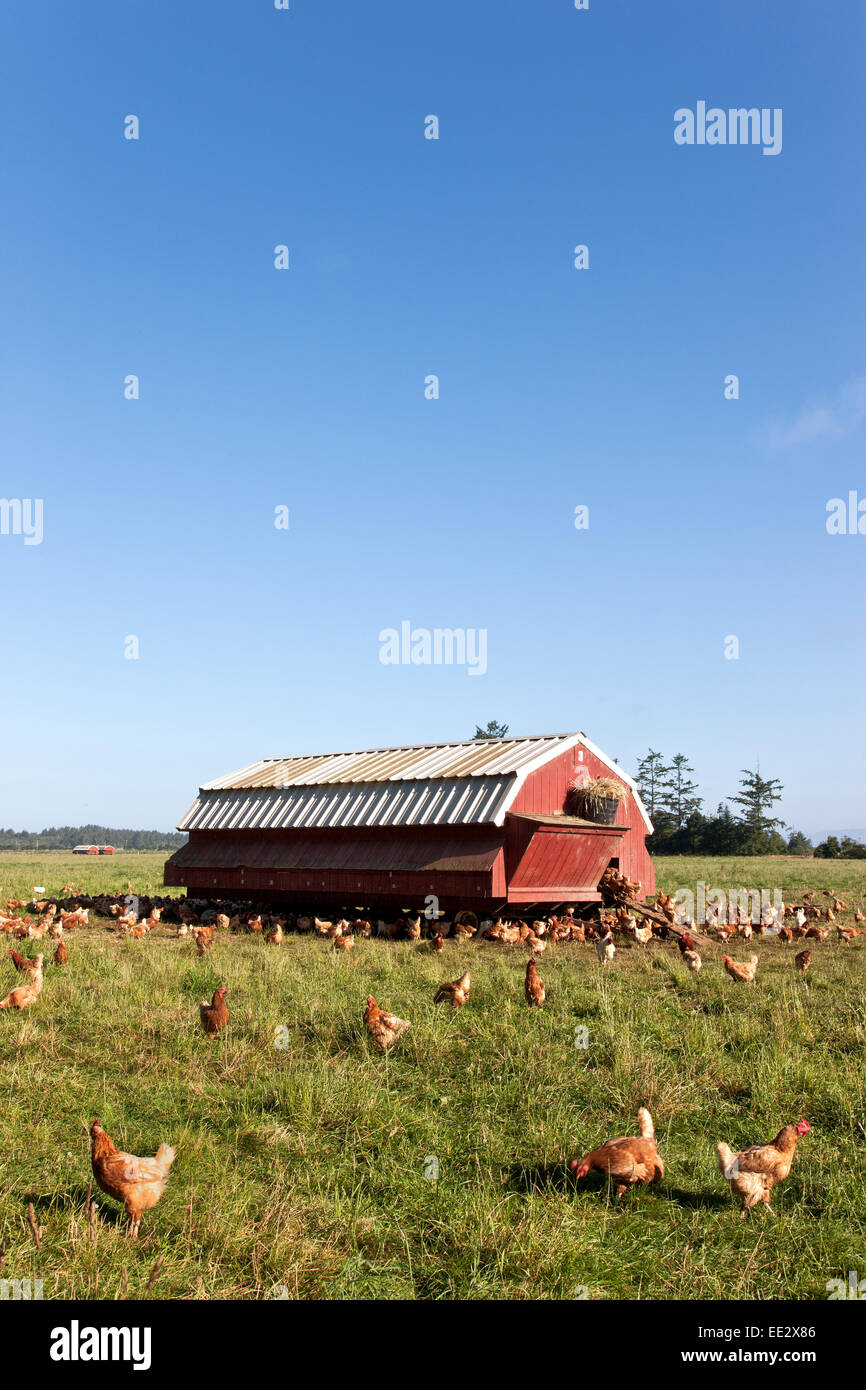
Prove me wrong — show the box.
[571,1107,812,1219]
[0,870,859,1236]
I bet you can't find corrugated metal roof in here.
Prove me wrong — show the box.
[178,775,516,833]
[176,732,654,835]
[201,734,581,791]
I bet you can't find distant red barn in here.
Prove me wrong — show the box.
[164,733,654,912]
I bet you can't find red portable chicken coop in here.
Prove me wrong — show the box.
[164,733,654,912]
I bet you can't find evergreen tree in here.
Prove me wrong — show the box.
[814,835,841,859]
[662,753,702,829]
[786,830,813,857]
[473,721,509,740]
[635,750,672,818]
[730,768,785,849]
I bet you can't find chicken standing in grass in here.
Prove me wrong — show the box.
[0,955,43,1010]
[192,924,216,955]
[682,948,702,973]
[429,933,444,955]
[7,949,40,976]
[570,1107,664,1197]
[596,931,615,964]
[722,953,758,984]
[364,995,411,1049]
[54,939,68,966]
[525,956,545,1006]
[89,1119,176,1239]
[199,984,230,1037]
[434,970,470,1008]
[836,925,863,945]
[716,1119,811,1218]
[795,948,811,975]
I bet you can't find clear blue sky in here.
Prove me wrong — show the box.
[1,0,864,837]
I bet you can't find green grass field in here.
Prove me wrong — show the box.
[1,851,864,1300]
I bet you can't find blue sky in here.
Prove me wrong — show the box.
[1,0,864,836]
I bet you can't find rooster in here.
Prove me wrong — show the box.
[722,953,758,984]
[364,995,410,1050]
[525,957,545,1006]
[434,970,470,1008]
[716,1119,810,1218]
[570,1107,664,1197]
[90,1119,176,1238]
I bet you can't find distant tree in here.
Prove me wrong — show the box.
[730,768,786,851]
[635,750,672,819]
[709,802,747,854]
[814,834,865,859]
[473,721,509,740]
[661,753,702,829]
[814,836,841,859]
[786,830,813,857]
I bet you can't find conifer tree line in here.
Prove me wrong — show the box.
[0,825,186,851]
[633,752,864,858]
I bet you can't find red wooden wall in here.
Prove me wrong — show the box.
[510,742,655,897]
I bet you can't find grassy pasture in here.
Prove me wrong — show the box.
[0,851,864,1301]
